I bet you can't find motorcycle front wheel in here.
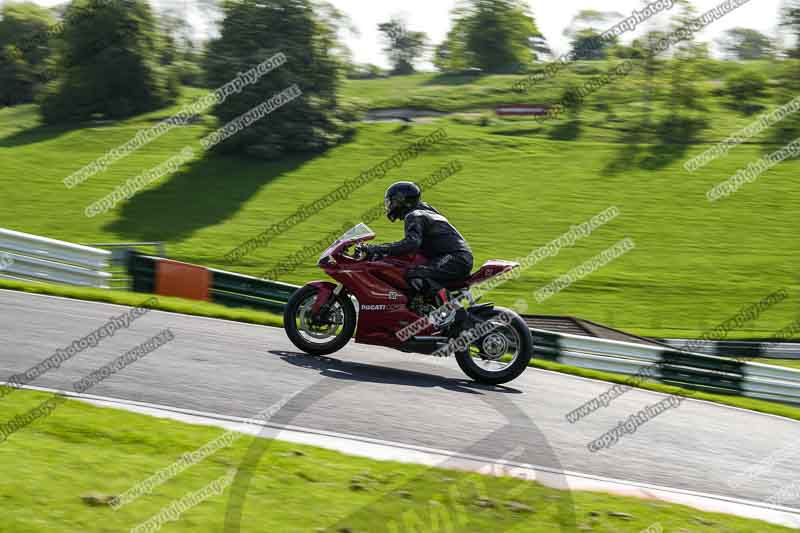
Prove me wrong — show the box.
[454,307,533,385]
[283,285,356,356]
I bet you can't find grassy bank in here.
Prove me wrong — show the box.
[0,388,793,532]
[1,80,798,339]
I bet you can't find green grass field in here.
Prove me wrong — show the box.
[1,73,798,340]
[0,388,794,532]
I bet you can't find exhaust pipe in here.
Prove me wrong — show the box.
[411,336,449,343]
[399,336,451,355]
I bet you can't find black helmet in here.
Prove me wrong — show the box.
[384,181,421,222]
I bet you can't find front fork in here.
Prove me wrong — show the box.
[310,283,344,324]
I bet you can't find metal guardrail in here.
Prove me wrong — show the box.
[660,339,800,359]
[87,242,166,290]
[532,328,800,405]
[0,228,111,288]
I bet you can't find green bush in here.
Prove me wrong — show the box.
[436,0,541,74]
[725,68,768,101]
[770,60,800,145]
[205,0,355,159]
[40,0,176,123]
[0,45,36,106]
[173,60,205,87]
[0,2,58,106]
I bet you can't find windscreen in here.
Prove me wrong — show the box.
[338,223,374,242]
[318,223,375,262]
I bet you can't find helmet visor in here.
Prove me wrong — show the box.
[384,197,392,215]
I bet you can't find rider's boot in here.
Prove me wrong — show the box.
[428,287,459,329]
[435,288,449,307]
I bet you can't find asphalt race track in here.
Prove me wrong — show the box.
[1,289,798,516]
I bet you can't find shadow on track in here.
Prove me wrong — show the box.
[224,352,576,533]
[270,350,523,395]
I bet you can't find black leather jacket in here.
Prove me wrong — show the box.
[373,202,472,260]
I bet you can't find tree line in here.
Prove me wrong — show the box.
[0,0,798,158]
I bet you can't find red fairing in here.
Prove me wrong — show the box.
[315,230,518,349]
[323,254,428,348]
[308,281,336,315]
[465,260,519,286]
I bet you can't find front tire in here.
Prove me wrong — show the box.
[283,285,356,356]
[454,307,533,385]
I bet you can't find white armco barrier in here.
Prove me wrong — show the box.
[530,327,800,404]
[662,338,800,359]
[0,228,111,288]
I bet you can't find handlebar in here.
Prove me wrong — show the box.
[350,244,368,261]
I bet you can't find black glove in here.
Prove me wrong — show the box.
[360,244,387,261]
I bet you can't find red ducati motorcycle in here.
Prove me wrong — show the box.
[283,224,533,384]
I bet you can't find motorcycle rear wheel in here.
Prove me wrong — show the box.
[284,285,356,356]
[454,307,533,385]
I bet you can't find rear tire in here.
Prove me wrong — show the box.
[283,285,356,356]
[454,307,533,385]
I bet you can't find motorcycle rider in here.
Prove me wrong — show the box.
[361,181,473,305]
